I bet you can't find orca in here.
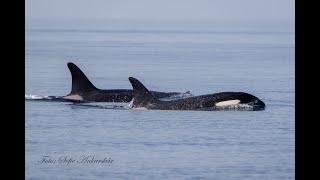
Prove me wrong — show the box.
[62,63,190,102]
[128,77,266,111]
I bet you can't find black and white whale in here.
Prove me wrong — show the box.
[128,77,265,111]
[61,63,191,102]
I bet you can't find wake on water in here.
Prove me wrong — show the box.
[25,94,129,109]
[25,94,55,100]
[25,93,193,110]
[25,91,193,102]
[25,94,77,102]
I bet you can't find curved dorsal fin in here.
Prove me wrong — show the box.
[67,62,97,94]
[128,77,159,106]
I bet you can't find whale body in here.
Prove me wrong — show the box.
[128,77,265,111]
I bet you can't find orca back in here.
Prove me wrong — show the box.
[128,77,160,107]
[67,62,97,94]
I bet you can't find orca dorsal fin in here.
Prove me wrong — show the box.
[128,77,160,106]
[67,62,97,94]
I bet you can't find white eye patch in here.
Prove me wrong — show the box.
[215,100,241,106]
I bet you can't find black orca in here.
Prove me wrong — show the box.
[62,63,190,102]
[128,77,266,111]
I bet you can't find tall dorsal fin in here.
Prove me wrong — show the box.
[128,77,160,107]
[67,62,97,94]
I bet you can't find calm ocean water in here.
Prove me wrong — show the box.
[25,19,294,179]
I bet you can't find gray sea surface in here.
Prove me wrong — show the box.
[25,19,294,180]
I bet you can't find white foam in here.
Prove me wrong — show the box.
[25,94,52,100]
[127,99,134,108]
[213,103,254,110]
[126,99,148,110]
[133,107,148,110]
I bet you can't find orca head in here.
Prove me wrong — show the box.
[213,92,265,111]
[250,98,266,110]
[235,92,265,111]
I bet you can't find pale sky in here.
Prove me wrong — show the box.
[26,0,294,21]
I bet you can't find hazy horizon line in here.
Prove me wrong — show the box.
[26,17,295,23]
